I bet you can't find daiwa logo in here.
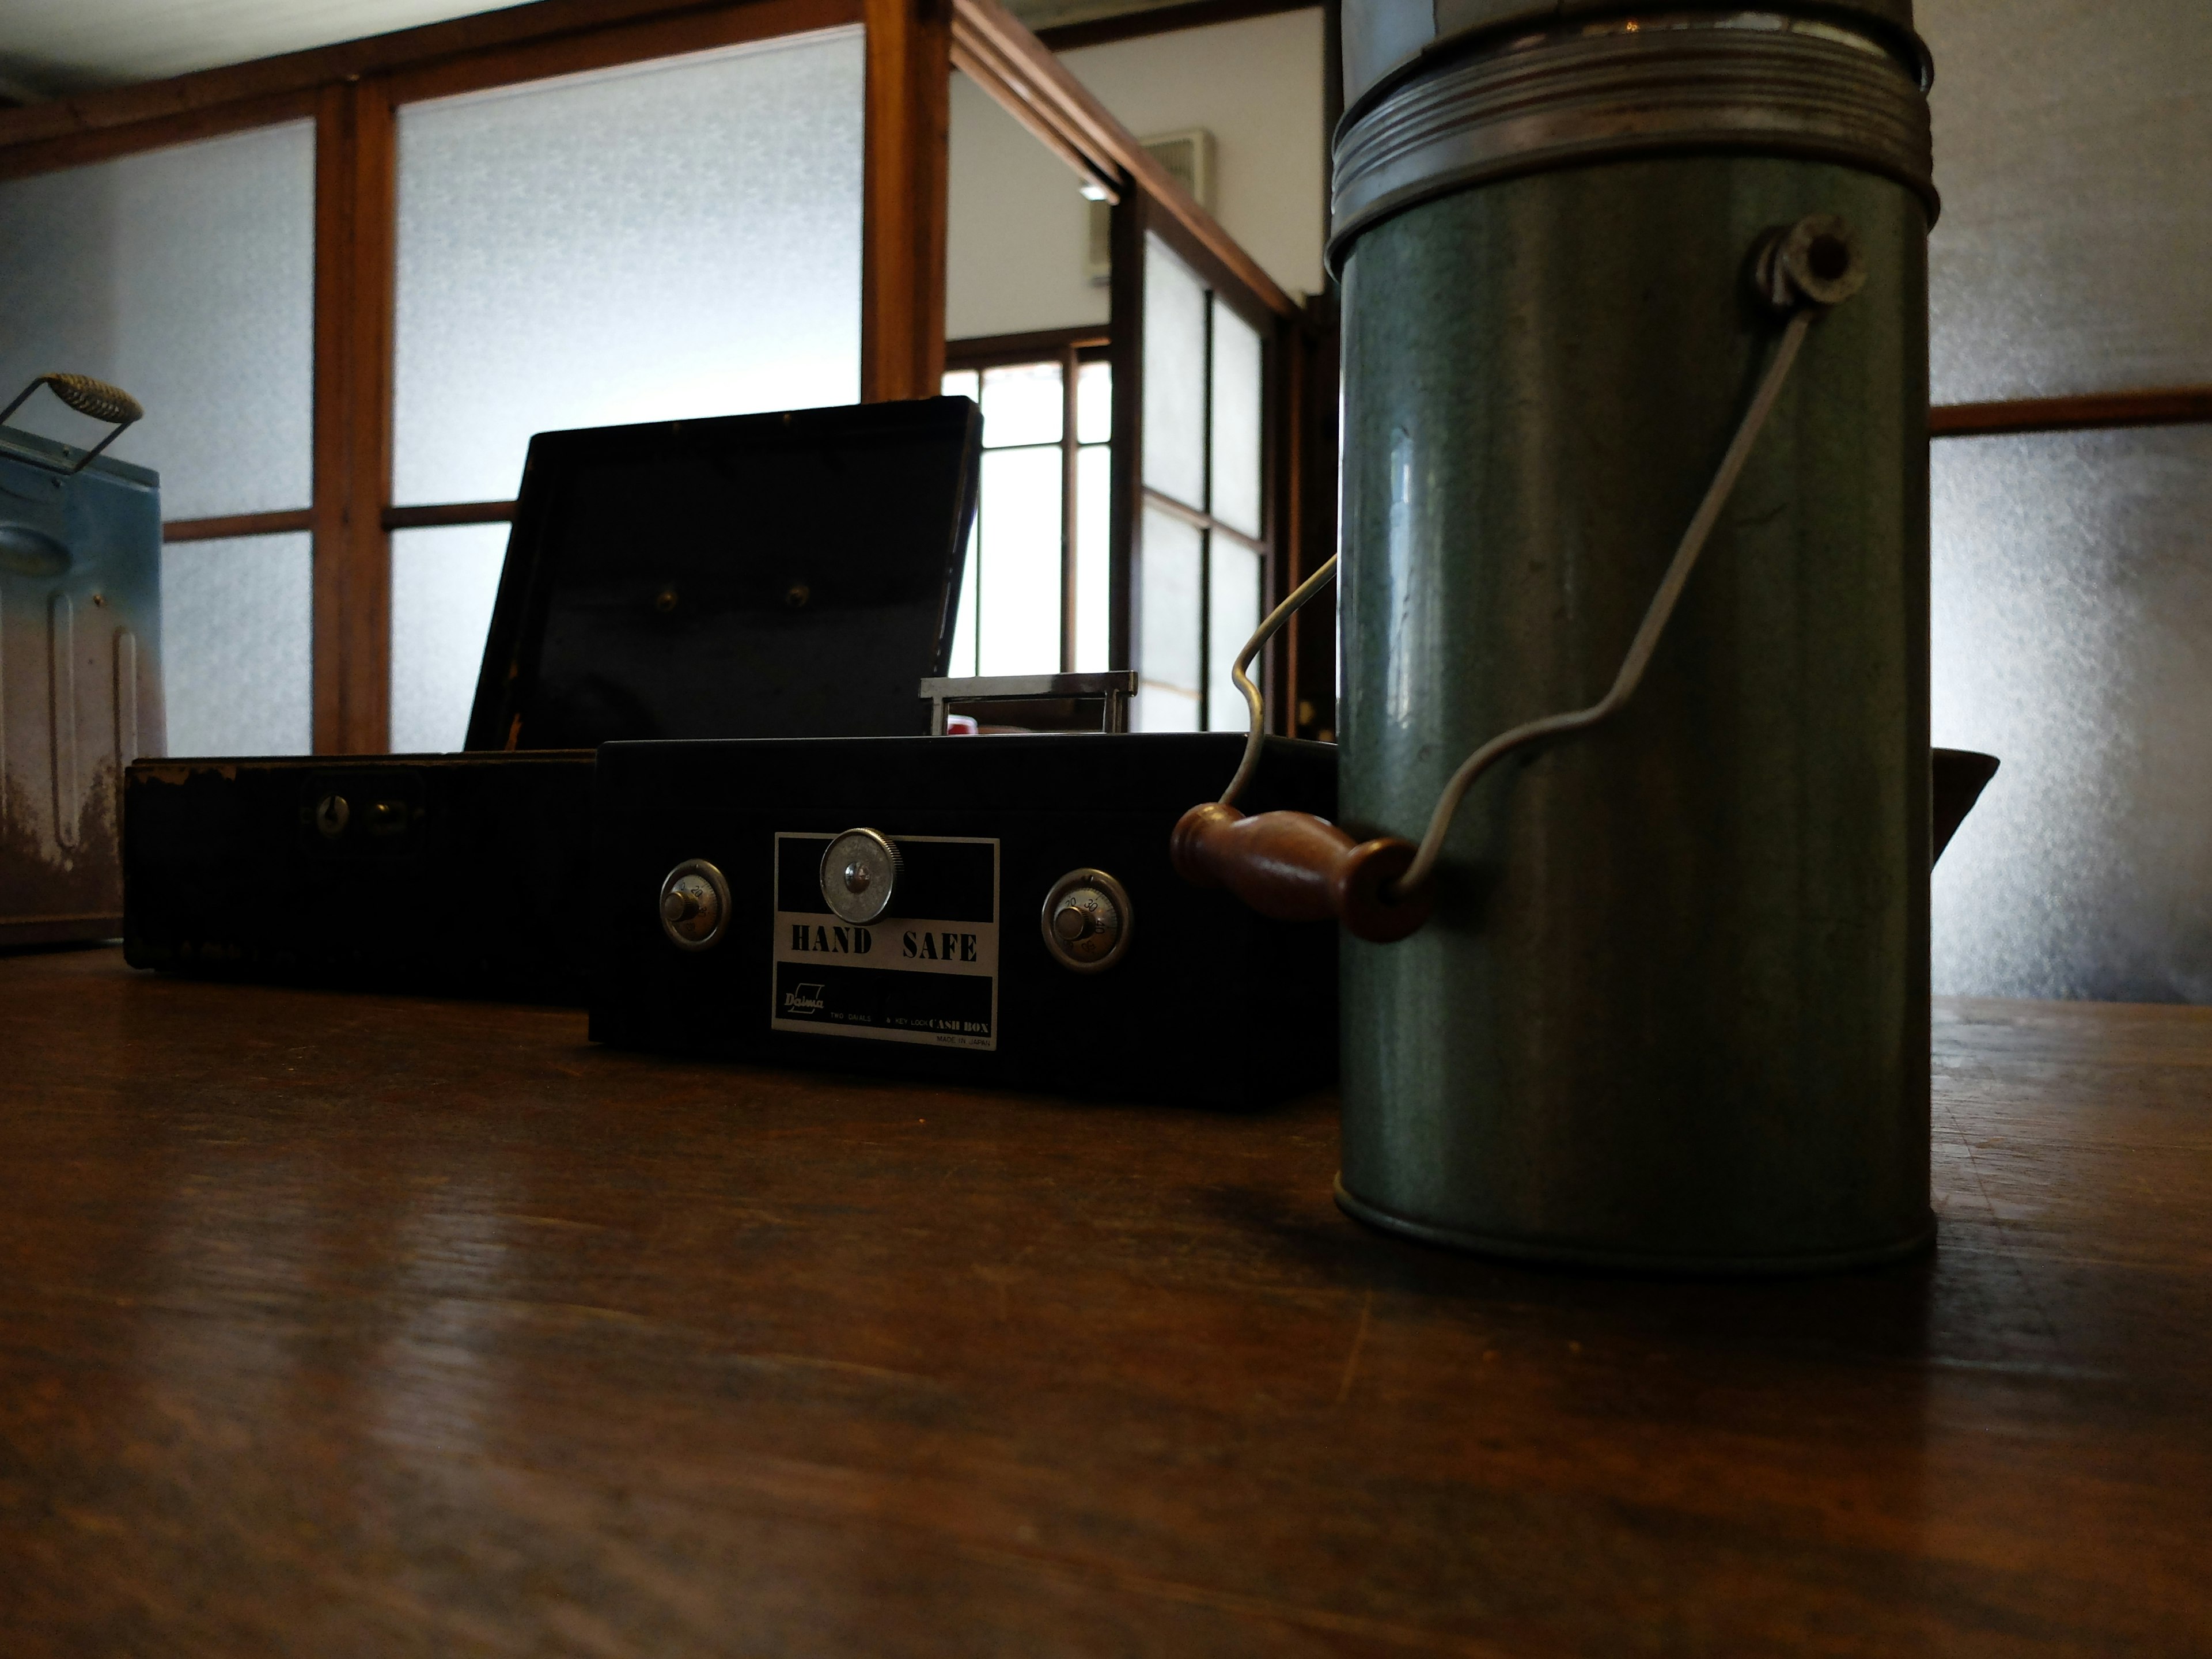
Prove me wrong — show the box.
[783,982,827,1014]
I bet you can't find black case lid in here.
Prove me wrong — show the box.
[464,396,980,751]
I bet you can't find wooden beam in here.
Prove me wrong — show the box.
[950,0,1297,320]
[162,510,315,543]
[945,325,1109,367]
[384,0,859,106]
[310,81,397,756]
[0,89,315,184]
[862,0,952,402]
[0,0,795,151]
[1930,386,2212,439]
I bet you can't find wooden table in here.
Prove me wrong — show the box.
[2,947,2207,1656]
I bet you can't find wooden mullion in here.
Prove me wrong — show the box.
[310,80,397,756]
[861,0,951,402]
[1060,343,1081,672]
[162,509,316,543]
[1106,188,1146,676]
[945,325,1109,370]
[1930,385,2212,438]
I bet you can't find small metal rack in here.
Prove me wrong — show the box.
[921,671,1139,736]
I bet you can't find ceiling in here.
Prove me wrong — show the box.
[0,0,1171,103]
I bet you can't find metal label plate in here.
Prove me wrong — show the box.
[769,832,999,1051]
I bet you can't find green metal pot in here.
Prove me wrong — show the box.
[1330,5,1938,1270]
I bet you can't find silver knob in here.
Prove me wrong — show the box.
[1040,869,1133,972]
[820,828,901,924]
[658,859,730,950]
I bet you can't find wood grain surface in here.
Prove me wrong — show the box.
[2,947,2207,1656]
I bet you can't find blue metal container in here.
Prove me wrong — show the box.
[0,377,164,944]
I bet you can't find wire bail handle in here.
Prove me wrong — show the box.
[0,373,145,474]
[1172,215,1868,943]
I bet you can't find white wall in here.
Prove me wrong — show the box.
[946,75,1109,339]
[946,8,1326,340]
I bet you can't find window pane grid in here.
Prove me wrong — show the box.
[1133,233,1268,736]
[943,350,1113,683]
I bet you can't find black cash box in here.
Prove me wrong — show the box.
[125,396,980,999]
[588,732,1340,1106]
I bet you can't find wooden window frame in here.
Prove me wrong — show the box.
[5,0,2207,752]
[949,0,1313,732]
[946,326,1111,674]
[1122,195,1283,730]
[0,0,943,753]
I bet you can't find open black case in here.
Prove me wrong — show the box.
[125,396,981,1001]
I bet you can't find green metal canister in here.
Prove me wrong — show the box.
[1330,3,1939,1269]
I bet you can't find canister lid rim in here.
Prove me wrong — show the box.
[1340,1,1932,131]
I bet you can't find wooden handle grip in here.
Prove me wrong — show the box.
[1171,803,1433,943]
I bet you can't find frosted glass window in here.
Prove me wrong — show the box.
[1074,444,1112,672]
[975,447,1062,676]
[1136,241,1272,726]
[1209,304,1264,539]
[1921,0,2212,402]
[1931,427,2212,1003]
[391,524,510,753]
[161,534,311,756]
[940,357,1111,680]
[980,362,1062,447]
[0,123,313,521]
[393,29,865,506]
[1142,237,1209,509]
[1206,540,1262,732]
[1135,507,1202,732]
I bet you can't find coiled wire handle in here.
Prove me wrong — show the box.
[0,373,145,474]
[1176,215,1864,940]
